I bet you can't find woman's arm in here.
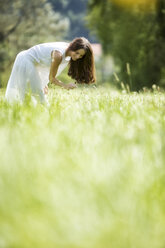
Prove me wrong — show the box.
[49,50,65,87]
[49,50,76,89]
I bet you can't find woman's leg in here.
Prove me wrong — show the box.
[5,51,28,102]
[6,51,48,104]
[28,64,47,104]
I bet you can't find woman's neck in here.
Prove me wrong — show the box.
[65,49,71,57]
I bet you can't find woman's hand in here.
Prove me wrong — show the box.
[49,77,77,90]
[64,83,77,90]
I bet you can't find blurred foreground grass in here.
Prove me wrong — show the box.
[0,86,165,248]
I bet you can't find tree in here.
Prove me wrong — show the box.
[0,0,69,87]
[87,0,165,90]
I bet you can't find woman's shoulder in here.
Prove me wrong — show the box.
[51,50,63,63]
[50,42,69,59]
[51,42,69,51]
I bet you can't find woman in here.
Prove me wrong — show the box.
[5,37,96,104]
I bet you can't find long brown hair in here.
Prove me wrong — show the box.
[67,37,96,84]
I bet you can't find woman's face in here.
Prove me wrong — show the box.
[71,49,86,61]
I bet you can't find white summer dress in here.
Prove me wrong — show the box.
[5,42,70,103]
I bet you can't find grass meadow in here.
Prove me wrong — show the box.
[0,86,165,248]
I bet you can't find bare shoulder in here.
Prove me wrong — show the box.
[51,50,62,64]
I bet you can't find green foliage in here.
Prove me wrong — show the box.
[87,0,165,90]
[0,0,69,87]
[0,87,165,247]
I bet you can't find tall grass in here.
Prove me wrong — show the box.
[0,86,165,248]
